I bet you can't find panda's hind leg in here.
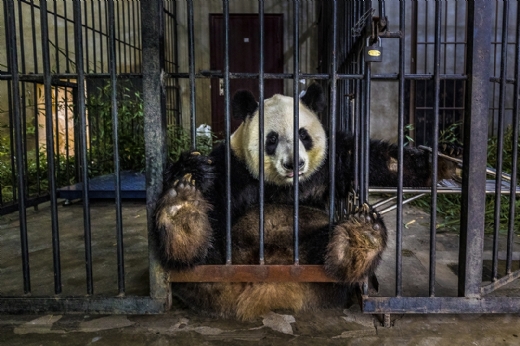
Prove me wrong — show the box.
[324,203,387,284]
[154,174,213,268]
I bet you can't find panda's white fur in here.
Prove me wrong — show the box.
[230,94,327,186]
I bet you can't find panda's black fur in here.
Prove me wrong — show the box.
[153,83,459,320]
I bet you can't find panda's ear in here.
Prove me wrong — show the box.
[301,83,326,113]
[232,90,258,121]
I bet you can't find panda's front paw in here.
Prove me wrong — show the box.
[164,151,216,194]
[324,203,387,284]
[154,174,213,267]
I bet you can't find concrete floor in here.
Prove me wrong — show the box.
[1,199,520,345]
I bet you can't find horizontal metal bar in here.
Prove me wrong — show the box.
[167,72,363,80]
[0,297,166,314]
[363,296,520,314]
[0,72,478,82]
[0,73,143,81]
[481,270,520,296]
[370,186,520,195]
[377,193,427,215]
[378,31,403,38]
[169,265,337,283]
[0,195,51,216]
[166,72,469,81]
[372,74,468,80]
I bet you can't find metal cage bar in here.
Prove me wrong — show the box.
[457,0,492,299]
[258,0,266,265]
[507,2,520,276]
[73,0,94,295]
[428,0,442,298]
[395,0,406,298]
[292,0,300,265]
[223,0,233,265]
[107,0,126,295]
[491,0,510,282]
[5,0,31,294]
[39,0,62,295]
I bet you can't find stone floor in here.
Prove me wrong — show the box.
[1,198,520,345]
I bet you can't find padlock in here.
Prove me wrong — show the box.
[364,37,383,63]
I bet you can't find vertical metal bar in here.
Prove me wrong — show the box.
[97,0,106,72]
[6,0,31,294]
[73,0,94,295]
[116,1,122,74]
[132,0,138,73]
[429,0,442,298]
[492,0,509,281]
[53,1,61,183]
[458,0,492,298]
[174,1,180,124]
[64,86,72,184]
[40,0,63,295]
[137,0,142,73]
[141,0,170,306]
[328,1,338,228]
[378,0,386,24]
[258,0,265,265]
[30,0,42,198]
[507,1,520,275]
[187,0,196,148]
[361,61,371,203]
[84,0,89,73]
[223,0,232,264]
[91,0,97,73]
[292,0,300,265]
[17,1,29,192]
[107,0,125,295]
[395,0,406,298]
[121,0,127,74]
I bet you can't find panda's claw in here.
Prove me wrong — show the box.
[325,202,388,283]
[183,173,193,182]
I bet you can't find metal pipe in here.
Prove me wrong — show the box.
[328,1,338,229]
[395,0,406,297]
[507,0,520,275]
[107,0,125,295]
[491,0,509,282]
[6,0,31,294]
[187,0,197,149]
[39,0,62,295]
[428,0,442,298]
[73,0,94,295]
[292,0,300,265]
[223,0,232,265]
[258,0,266,265]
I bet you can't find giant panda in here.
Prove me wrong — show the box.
[153,83,458,320]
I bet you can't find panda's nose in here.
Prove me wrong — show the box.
[282,159,305,171]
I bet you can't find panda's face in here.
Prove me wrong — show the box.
[231,94,327,186]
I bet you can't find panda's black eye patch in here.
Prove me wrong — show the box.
[265,131,279,156]
[299,127,313,151]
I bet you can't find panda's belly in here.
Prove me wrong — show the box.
[231,204,330,265]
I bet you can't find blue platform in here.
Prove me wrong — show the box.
[56,171,146,200]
